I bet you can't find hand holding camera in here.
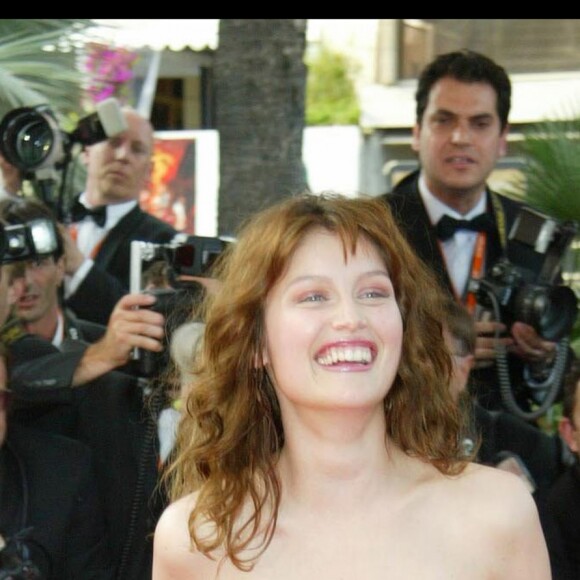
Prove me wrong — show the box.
[470,206,578,342]
[72,292,165,386]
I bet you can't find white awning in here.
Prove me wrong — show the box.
[89,19,219,51]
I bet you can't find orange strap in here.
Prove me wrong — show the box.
[68,224,105,259]
[465,232,487,314]
[89,239,104,259]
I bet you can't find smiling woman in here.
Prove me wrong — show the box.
[153,192,552,580]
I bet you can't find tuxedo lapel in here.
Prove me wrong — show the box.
[387,171,513,298]
[387,173,454,294]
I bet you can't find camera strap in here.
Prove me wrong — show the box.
[489,191,507,250]
[465,233,487,314]
[464,192,508,312]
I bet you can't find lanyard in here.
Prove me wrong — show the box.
[465,232,487,314]
[69,223,106,260]
[463,192,508,311]
[436,191,507,309]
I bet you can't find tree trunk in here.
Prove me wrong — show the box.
[215,19,308,236]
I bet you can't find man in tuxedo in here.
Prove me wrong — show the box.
[0,261,115,579]
[380,49,567,415]
[62,106,178,325]
[2,271,170,580]
[0,206,172,579]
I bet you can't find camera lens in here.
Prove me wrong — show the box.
[514,284,578,341]
[15,118,55,168]
[0,106,64,171]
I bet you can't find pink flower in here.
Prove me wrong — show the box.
[84,42,139,105]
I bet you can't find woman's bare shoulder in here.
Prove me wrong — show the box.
[153,492,218,579]
[154,492,197,552]
[457,461,536,508]
[449,463,550,578]
[158,492,198,527]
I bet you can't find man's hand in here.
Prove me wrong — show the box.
[473,318,557,370]
[58,223,85,276]
[72,292,165,386]
[473,318,513,369]
[509,321,557,364]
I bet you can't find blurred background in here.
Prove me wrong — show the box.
[2,18,580,336]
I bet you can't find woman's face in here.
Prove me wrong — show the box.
[262,228,403,414]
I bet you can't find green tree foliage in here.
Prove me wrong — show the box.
[507,118,580,222]
[0,20,92,126]
[506,117,580,357]
[306,45,360,126]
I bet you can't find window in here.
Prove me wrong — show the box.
[398,20,434,80]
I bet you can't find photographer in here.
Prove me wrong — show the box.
[61,106,178,326]
[0,262,115,579]
[381,49,575,419]
[0,206,173,579]
[0,102,179,326]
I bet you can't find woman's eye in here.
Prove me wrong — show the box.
[299,292,326,303]
[360,288,390,300]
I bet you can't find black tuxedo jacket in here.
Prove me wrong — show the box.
[66,203,178,325]
[75,374,166,580]
[7,333,166,580]
[7,311,106,437]
[380,169,522,298]
[1,424,114,579]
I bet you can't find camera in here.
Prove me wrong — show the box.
[0,99,127,218]
[133,287,196,378]
[0,98,127,173]
[130,235,229,378]
[0,218,60,264]
[469,206,578,341]
[130,234,229,293]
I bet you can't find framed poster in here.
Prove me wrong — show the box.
[140,130,219,236]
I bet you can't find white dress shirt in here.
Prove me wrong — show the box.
[64,194,138,298]
[418,173,487,299]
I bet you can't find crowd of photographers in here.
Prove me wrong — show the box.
[0,50,579,579]
[0,106,207,579]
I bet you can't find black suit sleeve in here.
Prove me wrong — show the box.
[9,425,115,579]
[8,336,84,403]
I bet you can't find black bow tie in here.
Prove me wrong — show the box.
[69,198,107,227]
[435,213,494,241]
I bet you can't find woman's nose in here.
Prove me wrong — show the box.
[331,299,367,331]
